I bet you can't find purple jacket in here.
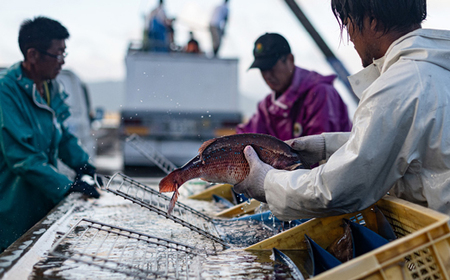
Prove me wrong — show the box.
[237,67,352,140]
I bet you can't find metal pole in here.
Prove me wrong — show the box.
[284,0,359,104]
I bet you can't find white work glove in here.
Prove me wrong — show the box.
[285,134,325,169]
[233,146,273,203]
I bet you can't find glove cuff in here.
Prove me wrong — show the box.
[76,163,96,176]
[320,135,326,160]
[309,135,326,160]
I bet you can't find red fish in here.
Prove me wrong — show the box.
[159,133,304,214]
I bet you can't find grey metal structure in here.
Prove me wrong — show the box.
[104,173,228,247]
[126,134,177,174]
[48,218,202,279]
[121,51,241,167]
[284,0,359,105]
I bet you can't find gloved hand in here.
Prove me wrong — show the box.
[67,176,101,198]
[233,146,273,203]
[285,134,325,169]
[76,164,103,187]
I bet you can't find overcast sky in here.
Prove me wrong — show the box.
[1,0,450,114]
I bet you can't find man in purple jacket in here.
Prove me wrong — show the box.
[237,33,352,140]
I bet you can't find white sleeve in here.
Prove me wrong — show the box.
[322,132,351,160]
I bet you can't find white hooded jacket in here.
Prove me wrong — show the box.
[264,29,450,220]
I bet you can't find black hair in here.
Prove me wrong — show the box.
[331,0,426,34]
[18,16,69,57]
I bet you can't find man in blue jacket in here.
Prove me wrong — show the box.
[0,16,101,253]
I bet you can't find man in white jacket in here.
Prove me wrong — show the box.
[234,0,450,220]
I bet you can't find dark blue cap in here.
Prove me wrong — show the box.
[249,33,291,71]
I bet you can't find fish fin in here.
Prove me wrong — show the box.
[199,138,217,153]
[374,205,397,241]
[159,172,179,193]
[167,189,179,215]
[272,248,305,280]
[200,178,213,182]
[345,218,389,256]
[198,138,217,163]
[285,163,303,171]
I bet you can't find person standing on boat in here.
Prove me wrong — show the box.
[237,33,352,143]
[233,0,450,218]
[146,0,173,52]
[209,0,229,57]
[0,16,101,253]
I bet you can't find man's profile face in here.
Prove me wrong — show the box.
[260,54,295,94]
[346,17,377,67]
[35,39,66,80]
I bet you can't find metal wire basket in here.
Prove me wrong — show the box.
[104,173,228,247]
[48,218,203,279]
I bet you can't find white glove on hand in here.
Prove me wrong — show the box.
[285,134,325,169]
[233,145,273,203]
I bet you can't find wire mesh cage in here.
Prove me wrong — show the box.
[104,172,228,247]
[48,219,204,279]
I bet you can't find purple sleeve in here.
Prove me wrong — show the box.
[236,98,270,134]
[300,84,351,136]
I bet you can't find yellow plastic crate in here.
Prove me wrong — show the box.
[188,183,233,201]
[246,195,450,279]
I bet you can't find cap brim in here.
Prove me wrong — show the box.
[249,56,279,71]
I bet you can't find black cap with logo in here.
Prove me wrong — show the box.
[249,33,291,71]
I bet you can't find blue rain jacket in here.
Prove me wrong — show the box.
[0,63,93,251]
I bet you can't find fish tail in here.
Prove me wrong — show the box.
[167,189,179,215]
[159,170,181,193]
